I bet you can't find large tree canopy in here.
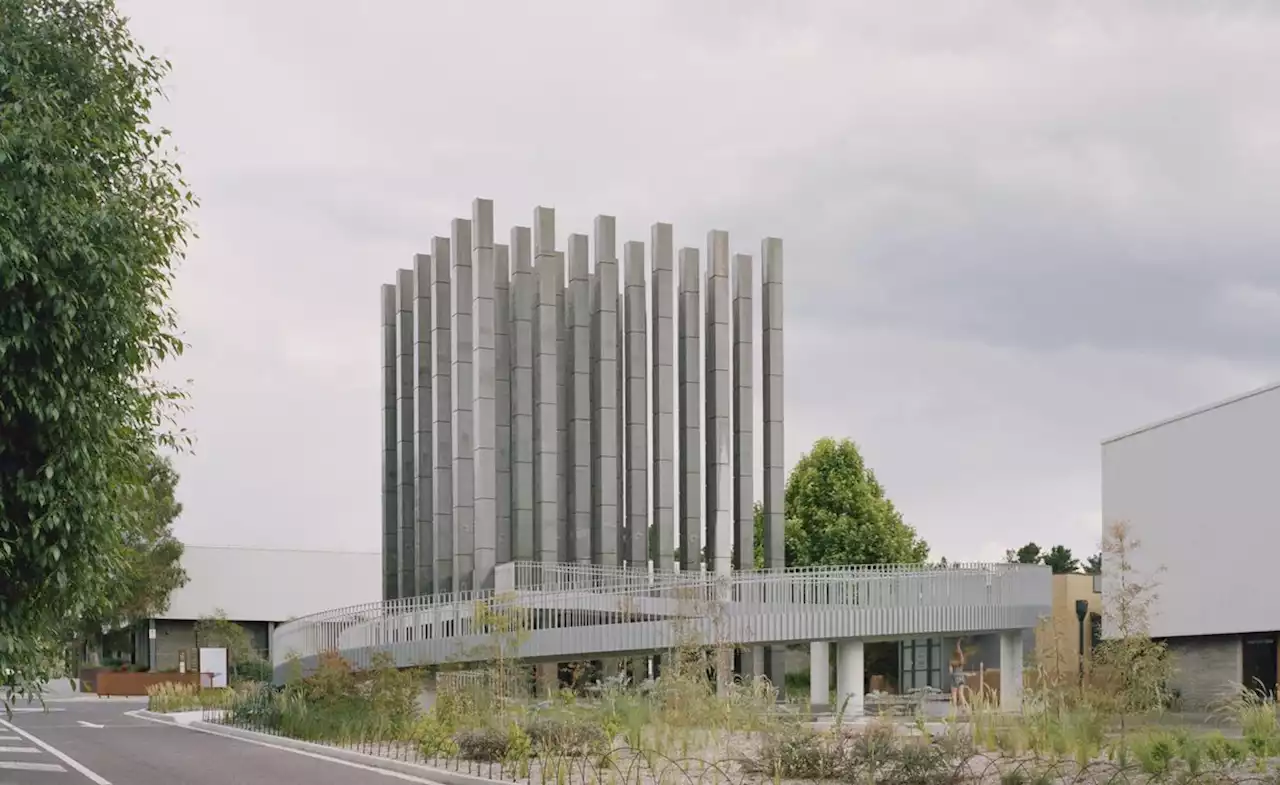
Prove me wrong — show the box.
[77,452,188,642]
[0,0,193,704]
[777,437,928,566]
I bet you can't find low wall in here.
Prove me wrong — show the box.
[96,670,201,697]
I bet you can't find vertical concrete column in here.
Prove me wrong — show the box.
[396,269,416,598]
[650,224,675,573]
[836,640,866,717]
[413,253,434,596]
[381,284,399,600]
[616,258,626,564]
[430,237,454,594]
[494,243,512,566]
[533,207,559,565]
[1000,630,1025,711]
[567,234,592,564]
[510,228,535,562]
[472,199,497,591]
[731,252,758,675]
[761,237,786,687]
[623,241,648,570]
[556,245,570,563]
[451,219,475,591]
[809,642,829,710]
[591,216,620,568]
[705,231,731,578]
[676,249,701,573]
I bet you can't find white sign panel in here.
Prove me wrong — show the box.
[199,647,228,688]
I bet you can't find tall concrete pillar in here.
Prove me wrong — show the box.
[1000,630,1024,711]
[591,216,620,568]
[616,253,626,565]
[381,284,399,601]
[836,640,865,717]
[567,234,592,564]
[494,243,512,566]
[810,641,830,709]
[413,253,434,596]
[451,219,475,591]
[472,199,497,591]
[532,208,559,565]
[395,268,416,598]
[623,241,648,570]
[676,249,701,574]
[705,231,731,578]
[761,237,786,687]
[731,252,758,674]
[510,228,535,563]
[650,224,675,573]
[556,243,570,563]
[430,237,454,594]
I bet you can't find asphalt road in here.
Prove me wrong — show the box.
[0,697,442,785]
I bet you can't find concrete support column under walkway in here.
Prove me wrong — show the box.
[810,641,829,709]
[999,630,1024,711]
[836,639,865,717]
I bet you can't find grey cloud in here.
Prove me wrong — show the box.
[120,0,1280,562]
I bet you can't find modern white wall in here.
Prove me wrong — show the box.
[159,545,381,623]
[1102,382,1280,639]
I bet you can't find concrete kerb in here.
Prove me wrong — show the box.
[131,709,499,785]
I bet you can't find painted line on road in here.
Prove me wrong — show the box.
[0,745,39,753]
[127,711,447,784]
[0,734,18,741]
[0,761,67,773]
[0,719,111,784]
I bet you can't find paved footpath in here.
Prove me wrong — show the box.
[1,697,443,785]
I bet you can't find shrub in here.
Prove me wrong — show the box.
[231,659,272,685]
[1130,731,1179,777]
[521,714,609,754]
[455,726,516,762]
[412,713,458,759]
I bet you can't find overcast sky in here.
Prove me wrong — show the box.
[119,1,1280,564]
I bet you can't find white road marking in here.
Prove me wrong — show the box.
[0,761,67,772]
[0,745,39,753]
[0,735,18,741]
[77,721,105,729]
[127,710,450,783]
[0,718,111,784]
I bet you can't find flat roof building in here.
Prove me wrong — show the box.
[1102,381,1280,708]
[106,545,379,673]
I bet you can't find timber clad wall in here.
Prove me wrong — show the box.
[1167,635,1242,710]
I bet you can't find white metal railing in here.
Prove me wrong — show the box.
[272,561,1050,672]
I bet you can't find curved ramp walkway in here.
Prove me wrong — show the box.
[273,561,1051,678]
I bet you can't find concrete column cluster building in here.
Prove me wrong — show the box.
[380,198,786,682]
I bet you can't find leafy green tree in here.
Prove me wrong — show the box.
[194,610,261,674]
[1042,544,1080,574]
[1085,552,1102,575]
[1007,542,1043,564]
[781,438,928,566]
[1,0,194,706]
[73,451,188,664]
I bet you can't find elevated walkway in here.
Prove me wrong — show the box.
[272,561,1051,679]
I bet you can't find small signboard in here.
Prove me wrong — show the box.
[199,647,228,688]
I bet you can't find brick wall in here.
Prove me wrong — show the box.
[1167,635,1240,710]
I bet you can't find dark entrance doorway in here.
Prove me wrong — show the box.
[1242,633,1278,696]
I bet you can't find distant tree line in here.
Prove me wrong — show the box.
[1005,541,1101,574]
